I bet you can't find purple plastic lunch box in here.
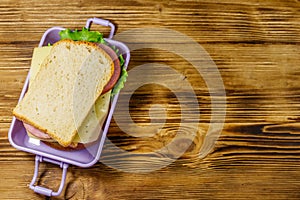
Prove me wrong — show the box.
[8,18,130,197]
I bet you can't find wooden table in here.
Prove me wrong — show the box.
[1,0,300,199]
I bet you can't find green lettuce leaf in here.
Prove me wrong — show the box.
[119,54,125,69]
[59,27,105,43]
[111,68,128,96]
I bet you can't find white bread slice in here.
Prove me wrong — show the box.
[26,90,111,144]
[26,46,111,145]
[13,39,114,147]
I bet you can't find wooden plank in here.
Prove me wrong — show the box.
[0,0,299,43]
[0,0,300,199]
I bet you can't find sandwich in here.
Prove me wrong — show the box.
[13,28,127,150]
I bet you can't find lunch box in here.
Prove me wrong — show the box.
[8,18,130,197]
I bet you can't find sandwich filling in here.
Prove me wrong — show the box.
[13,28,127,148]
[14,40,113,147]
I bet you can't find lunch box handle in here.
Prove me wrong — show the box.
[29,155,69,197]
[85,17,115,39]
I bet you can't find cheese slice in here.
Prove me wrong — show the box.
[27,46,111,144]
[29,46,52,86]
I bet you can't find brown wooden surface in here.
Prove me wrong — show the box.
[1,0,300,199]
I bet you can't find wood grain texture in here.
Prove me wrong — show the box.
[1,0,300,199]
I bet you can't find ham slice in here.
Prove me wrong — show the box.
[24,123,51,139]
[98,43,121,94]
